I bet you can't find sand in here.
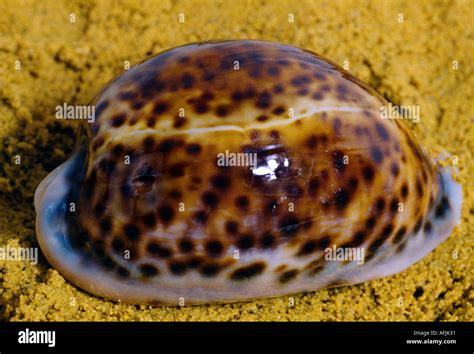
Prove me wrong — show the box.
[0,0,472,321]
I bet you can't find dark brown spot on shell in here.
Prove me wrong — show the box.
[285,183,304,199]
[334,188,350,210]
[153,101,169,115]
[321,84,331,92]
[158,205,175,224]
[142,212,157,228]
[131,100,145,110]
[297,88,309,96]
[308,177,320,195]
[375,198,385,214]
[158,139,180,154]
[279,269,298,284]
[95,100,109,119]
[267,66,280,77]
[179,238,194,253]
[390,199,399,213]
[111,113,126,127]
[111,144,124,157]
[306,135,318,149]
[371,146,384,164]
[250,130,260,141]
[313,72,326,81]
[391,162,400,177]
[260,232,276,249]
[118,91,137,101]
[99,217,112,234]
[211,174,231,191]
[225,220,239,235]
[362,165,375,183]
[146,116,156,128]
[231,89,245,102]
[298,236,330,256]
[147,242,172,258]
[366,217,376,230]
[416,178,424,197]
[169,261,187,275]
[375,122,389,140]
[272,83,285,94]
[269,130,280,141]
[401,183,409,199]
[181,72,195,89]
[173,116,186,128]
[347,176,359,191]
[414,218,423,234]
[178,56,190,64]
[343,231,367,248]
[435,197,450,218]
[393,226,407,244]
[203,71,215,82]
[142,137,155,152]
[272,106,286,115]
[235,195,250,212]
[194,210,209,224]
[255,91,272,109]
[424,221,432,234]
[117,267,130,278]
[368,223,393,253]
[279,215,300,237]
[112,238,125,253]
[236,234,254,250]
[230,262,266,281]
[297,240,317,256]
[186,143,201,155]
[291,75,311,87]
[312,91,323,100]
[140,264,159,277]
[206,240,223,257]
[216,104,231,117]
[194,101,209,114]
[202,191,219,209]
[200,263,221,277]
[124,223,140,240]
[169,162,186,177]
[332,118,342,135]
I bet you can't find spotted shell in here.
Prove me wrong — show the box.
[35,40,461,305]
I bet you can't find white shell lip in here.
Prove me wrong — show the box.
[34,150,132,303]
[35,150,86,271]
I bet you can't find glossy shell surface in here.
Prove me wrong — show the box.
[35,40,462,305]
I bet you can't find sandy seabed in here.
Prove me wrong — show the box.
[0,0,472,321]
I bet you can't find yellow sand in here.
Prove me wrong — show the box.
[0,0,472,321]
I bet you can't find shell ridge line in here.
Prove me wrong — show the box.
[108,106,371,138]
